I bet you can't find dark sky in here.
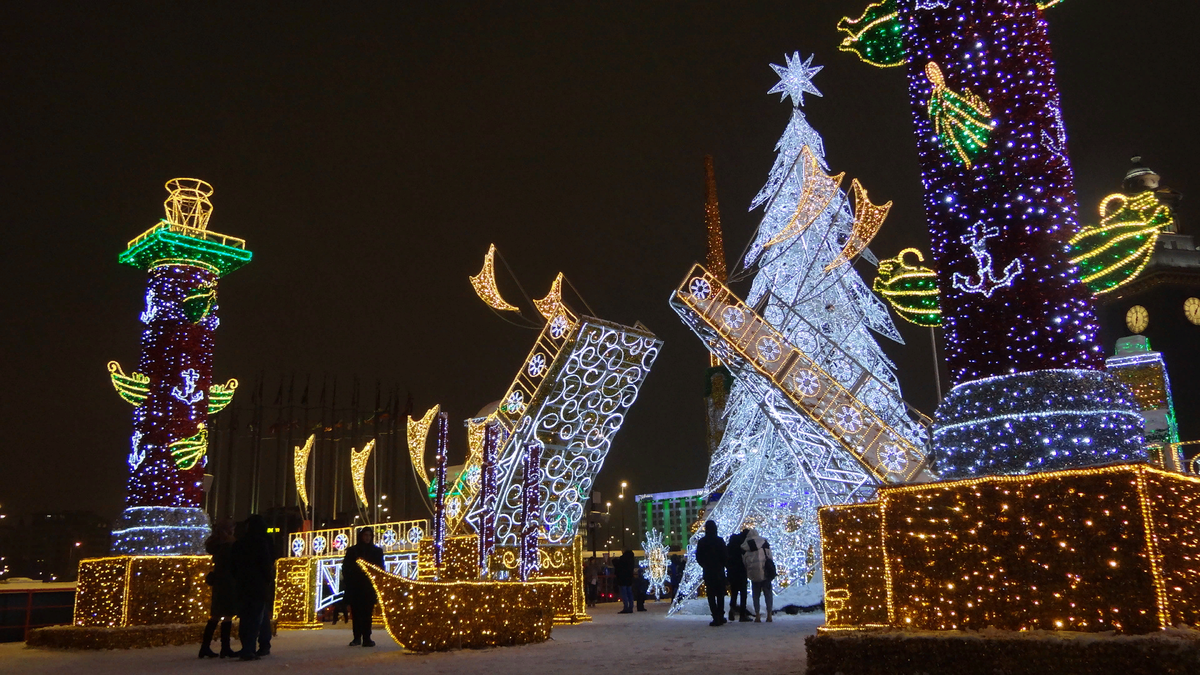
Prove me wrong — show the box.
[2,2,1195,520]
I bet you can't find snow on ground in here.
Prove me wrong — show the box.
[0,602,822,674]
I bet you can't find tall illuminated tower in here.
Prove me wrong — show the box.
[839,0,1145,476]
[107,179,251,554]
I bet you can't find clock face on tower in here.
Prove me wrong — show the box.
[1185,297,1200,326]
[1126,305,1149,334]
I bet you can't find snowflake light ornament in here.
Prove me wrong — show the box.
[639,528,671,599]
[768,52,823,108]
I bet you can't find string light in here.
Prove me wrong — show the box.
[532,273,566,321]
[519,441,543,582]
[950,222,1024,298]
[476,423,499,576]
[470,244,520,312]
[294,434,315,510]
[1069,191,1175,295]
[825,179,892,272]
[433,413,449,572]
[820,464,1200,634]
[873,248,941,327]
[167,423,208,470]
[73,555,210,629]
[639,528,670,599]
[350,439,375,508]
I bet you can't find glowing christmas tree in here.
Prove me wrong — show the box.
[669,53,928,612]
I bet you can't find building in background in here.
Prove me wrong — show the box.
[0,512,109,582]
[635,489,719,550]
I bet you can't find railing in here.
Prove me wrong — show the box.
[126,220,247,250]
[0,586,76,643]
[287,519,428,558]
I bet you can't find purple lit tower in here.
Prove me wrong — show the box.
[838,0,1144,476]
[107,179,251,554]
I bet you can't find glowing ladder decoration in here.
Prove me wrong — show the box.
[672,264,932,485]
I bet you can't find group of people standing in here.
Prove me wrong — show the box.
[199,518,387,660]
[695,521,775,626]
[198,514,278,660]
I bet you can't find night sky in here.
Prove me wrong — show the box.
[2,2,1195,520]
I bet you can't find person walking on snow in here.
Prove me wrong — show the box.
[342,527,385,647]
[695,520,727,626]
[741,528,775,622]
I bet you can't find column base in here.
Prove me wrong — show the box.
[930,369,1146,479]
[111,506,210,555]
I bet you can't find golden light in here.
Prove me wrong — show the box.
[469,243,520,312]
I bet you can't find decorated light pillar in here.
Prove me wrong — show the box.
[108,178,251,554]
[839,0,1145,476]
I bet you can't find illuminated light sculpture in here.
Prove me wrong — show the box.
[1069,191,1176,295]
[835,0,1146,477]
[406,404,439,491]
[532,272,565,321]
[72,556,211,629]
[639,528,670,599]
[837,0,907,68]
[1106,337,1183,471]
[872,248,941,327]
[824,180,892,272]
[350,439,374,508]
[294,434,315,511]
[470,244,520,312]
[669,54,930,615]
[108,178,251,555]
[360,561,566,651]
[819,463,1200,634]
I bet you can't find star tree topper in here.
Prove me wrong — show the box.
[769,52,823,108]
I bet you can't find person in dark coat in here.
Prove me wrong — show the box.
[231,514,276,660]
[633,566,649,611]
[614,550,636,614]
[199,518,238,658]
[695,520,727,626]
[341,527,385,646]
[668,555,684,600]
[726,528,751,622]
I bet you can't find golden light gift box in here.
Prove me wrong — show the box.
[73,555,211,627]
[360,561,567,651]
[819,464,1200,634]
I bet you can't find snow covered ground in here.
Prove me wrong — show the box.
[0,602,822,674]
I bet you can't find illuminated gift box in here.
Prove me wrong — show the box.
[819,464,1200,633]
[73,555,211,627]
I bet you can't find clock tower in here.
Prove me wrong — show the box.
[1093,157,1200,455]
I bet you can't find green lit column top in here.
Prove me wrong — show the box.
[118,178,252,276]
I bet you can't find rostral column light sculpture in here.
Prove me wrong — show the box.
[839,0,1144,476]
[108,179,251,554]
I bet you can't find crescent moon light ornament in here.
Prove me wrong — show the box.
[825,179,892,272]
[470,244,520,312]
[294,433,315,510]
[764,146,845,248]
[351,439,375,508]
[533,273,565,321]
[407,405,440,491]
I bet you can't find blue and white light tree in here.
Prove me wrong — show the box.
[670,53,928,613]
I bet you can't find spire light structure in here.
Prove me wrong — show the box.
[669,55,930,613]
[108,178,251,555]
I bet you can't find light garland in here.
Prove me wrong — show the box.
[873,248,941,327]
[820,463,1200,634]
[1069,191,1175,295]
[350,439,374,508]
[476,423,499,576]
[519,441,543,582]
[825,179,892,272]
[167,423,208,470]
[433,412,449,571]
[470,244,520,312]
[1106,348,1180,457]
[950,221,1023,298]
[294,433,315,510]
